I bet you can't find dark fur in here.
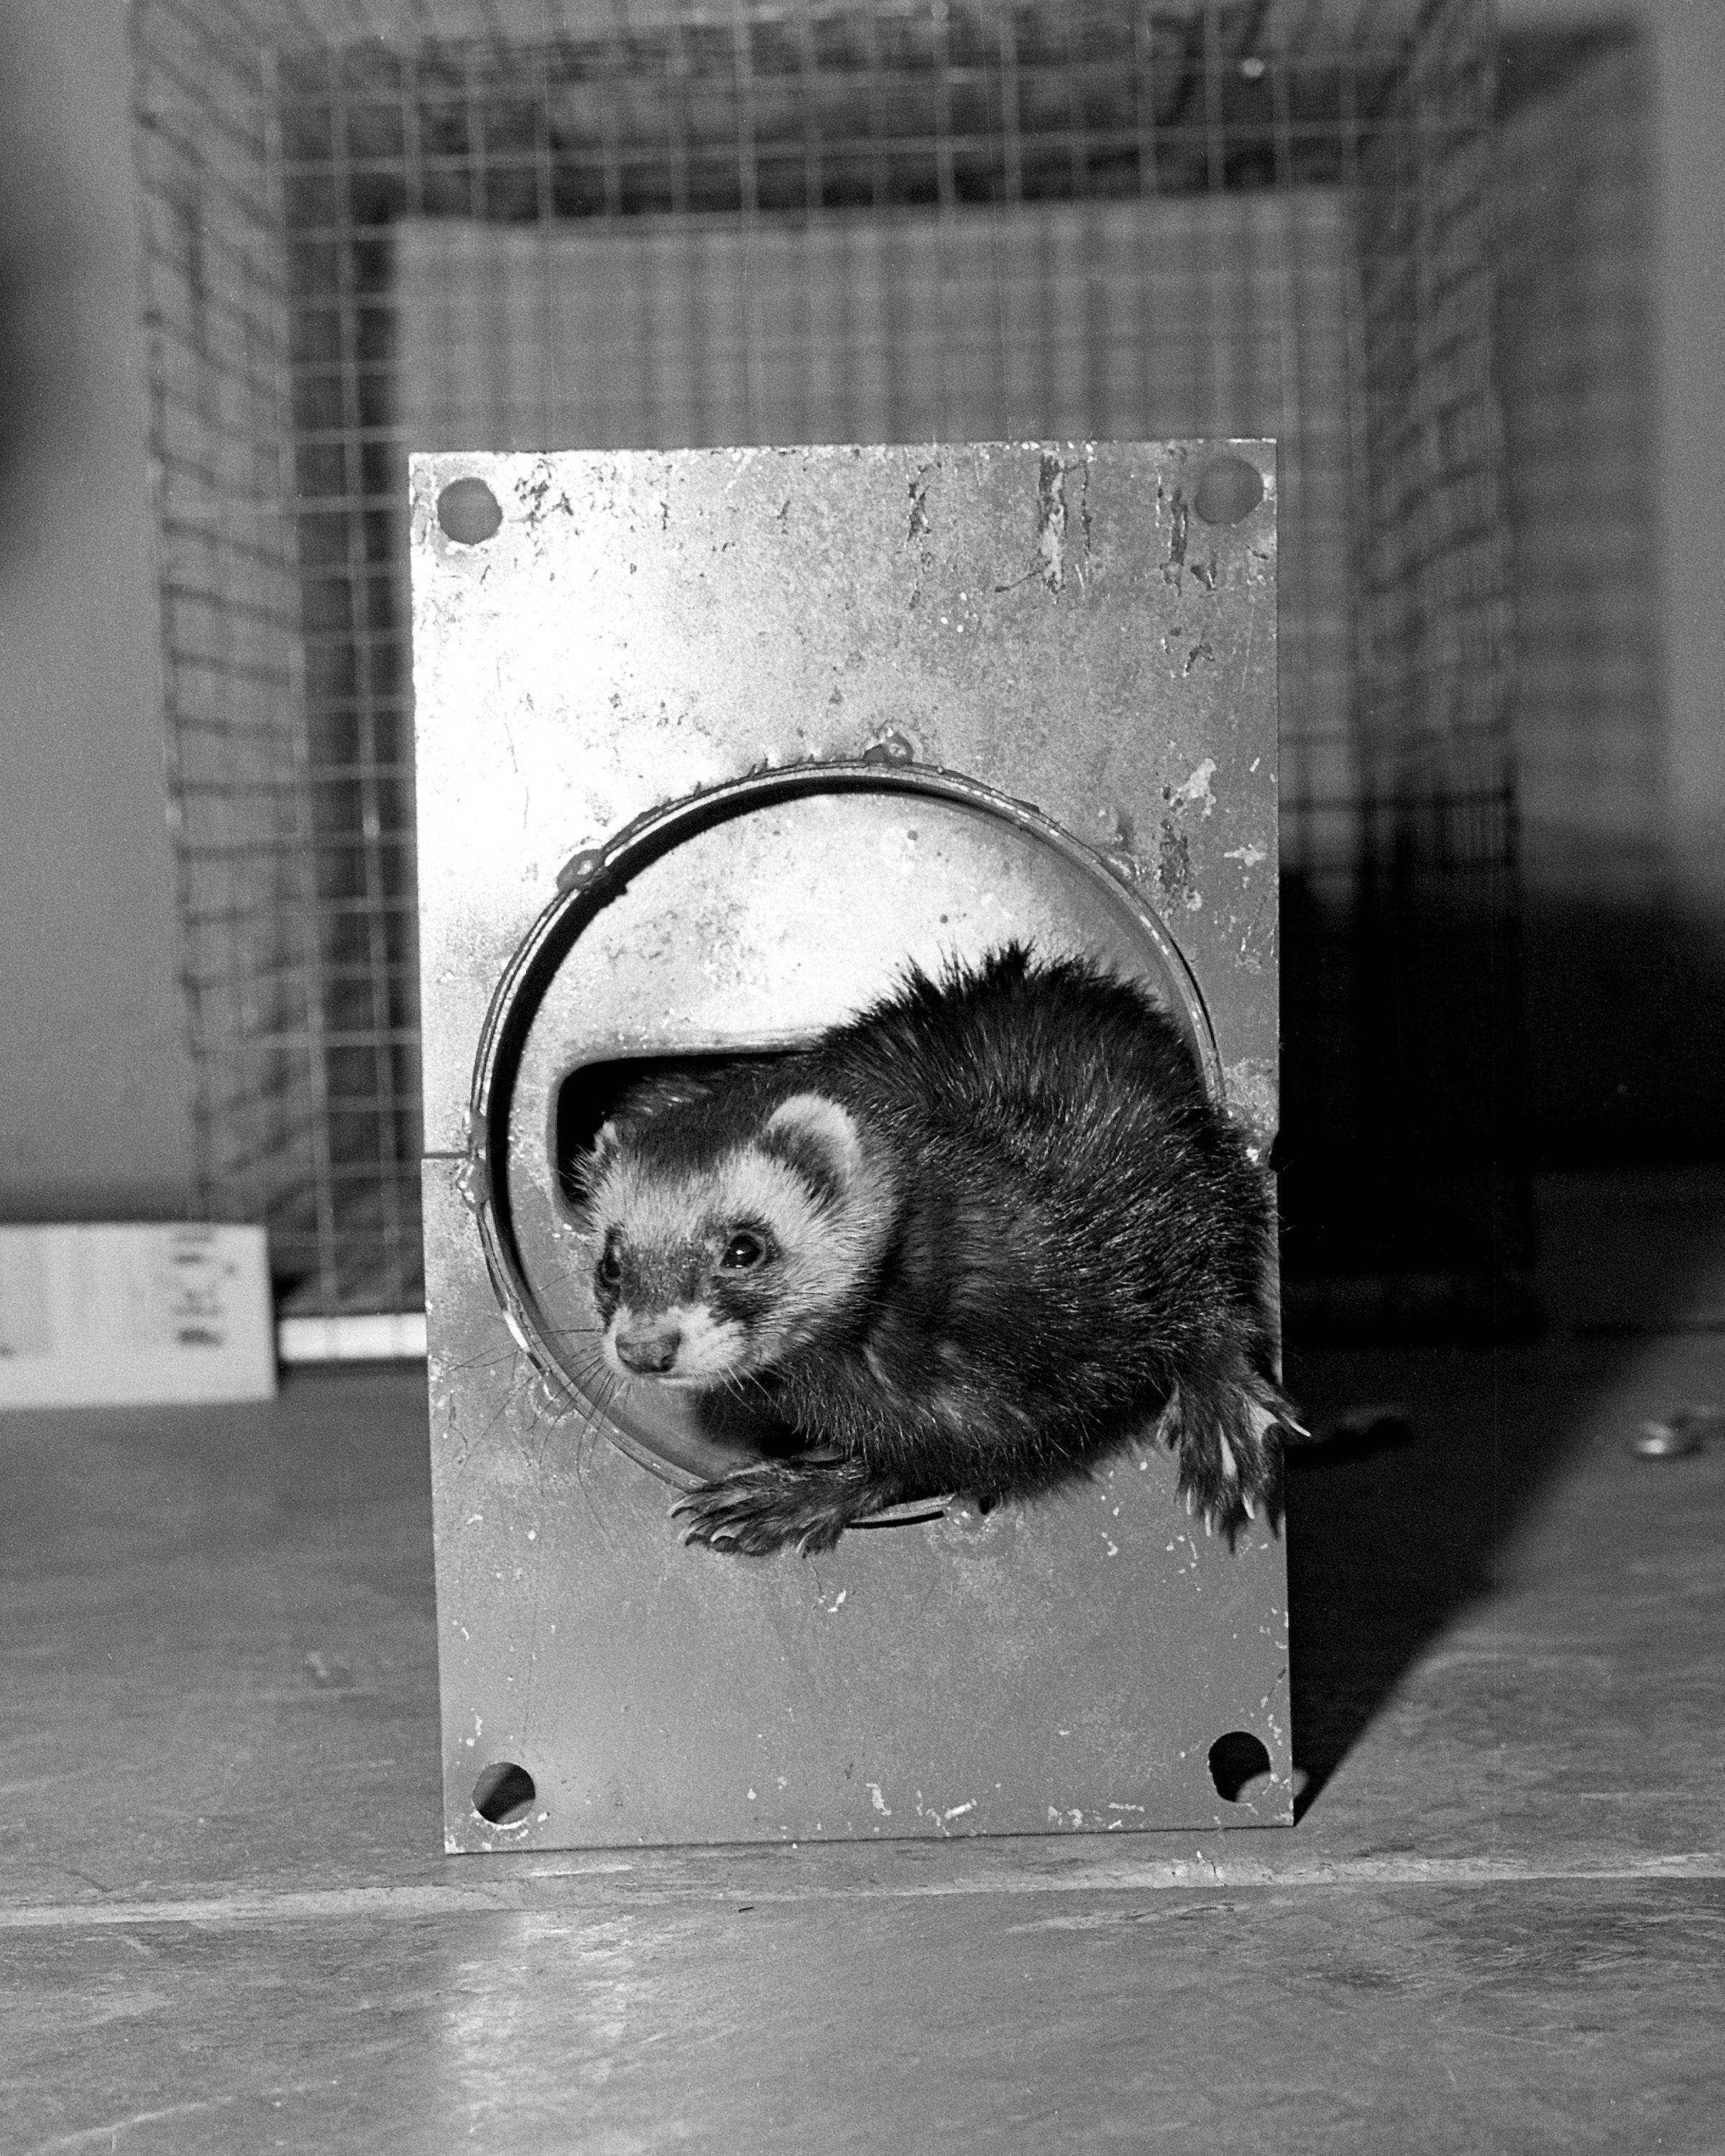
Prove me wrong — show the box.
[588,944,1297,1555]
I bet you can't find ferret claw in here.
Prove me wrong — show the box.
[1241,1492,1257,1521]
[669,1462,871,1558]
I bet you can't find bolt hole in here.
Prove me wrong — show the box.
[438,476,503,545]
[472,1759,536,1825]
[1208,1730,1274,1804]
[1192,455,1264,527]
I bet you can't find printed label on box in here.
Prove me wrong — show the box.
[0,1225,277,1408]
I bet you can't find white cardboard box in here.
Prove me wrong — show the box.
[0,1224,277,1409]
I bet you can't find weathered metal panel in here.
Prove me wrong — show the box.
[413,442,1290,1850]
[413,443,1280,1156]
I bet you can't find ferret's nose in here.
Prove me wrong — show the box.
[615,1326,681,1376]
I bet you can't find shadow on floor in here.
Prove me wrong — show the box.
[1279,1166,1725,1815]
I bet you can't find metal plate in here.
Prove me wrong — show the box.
[426,1158,1293,1849]
[412,442,1282,1161]
[413,442,1290,1849]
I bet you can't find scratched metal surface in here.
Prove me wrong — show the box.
[412,442,1289,1850]
[424,1161,1292,1851]
[412,442,1279,1159]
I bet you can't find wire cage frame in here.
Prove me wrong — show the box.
[129,0,1530,1332]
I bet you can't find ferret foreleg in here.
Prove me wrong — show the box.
[671,1455,911,1558]
[1157,1361,1298,1542]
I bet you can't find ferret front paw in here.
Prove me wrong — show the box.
[671,1460,874,1558]
[1162,1379,1295,1544]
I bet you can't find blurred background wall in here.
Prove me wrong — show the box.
[0,1,196,1220]
[1,0,1719,1251]
[1491,0,1725,1162]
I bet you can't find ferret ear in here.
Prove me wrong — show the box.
[764,1092,864,1197]
[565,1120,620,1210]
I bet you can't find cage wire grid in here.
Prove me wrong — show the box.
[130,0,1528,1331]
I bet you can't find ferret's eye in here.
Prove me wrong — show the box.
[719,1230,768,1272]
[596,1236,623,1287]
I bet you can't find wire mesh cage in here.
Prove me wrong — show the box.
[131,0,1529,1332]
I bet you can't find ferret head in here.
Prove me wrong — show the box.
[575,1090,891,1391]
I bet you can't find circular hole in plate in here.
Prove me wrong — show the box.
[1208,1730,1274,1804]
[472,1760,537,1825]
[479,763,1221,1498]
[1192,455,1264,527]
[438,476,503,545]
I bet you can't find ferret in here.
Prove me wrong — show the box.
[571,943,1299,1557]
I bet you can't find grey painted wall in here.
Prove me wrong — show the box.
[0,2,195,1220]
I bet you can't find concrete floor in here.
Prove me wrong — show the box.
[4,1171,1724,2153]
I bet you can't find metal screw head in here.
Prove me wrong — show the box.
[556,847,607,892]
